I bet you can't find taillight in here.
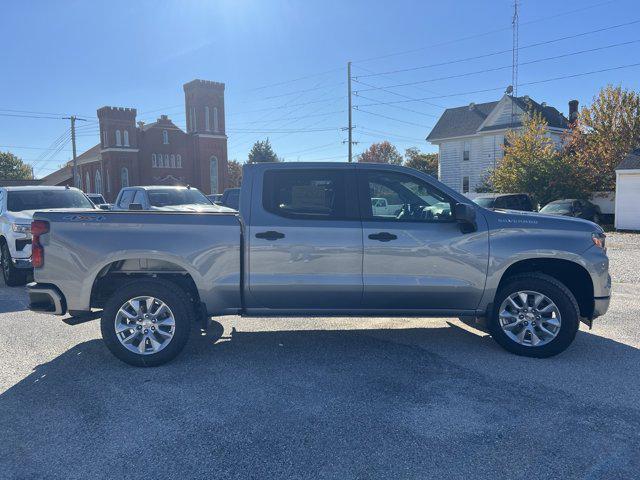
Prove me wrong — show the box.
[31,220,49,268]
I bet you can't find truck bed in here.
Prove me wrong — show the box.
[32,210,242,315]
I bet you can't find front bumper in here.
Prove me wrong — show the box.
[27,283,66,315]
[12,257,32,269]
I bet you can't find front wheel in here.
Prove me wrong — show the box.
[100,279,193,367]
[1,242,27,287]
[488,273,580,358]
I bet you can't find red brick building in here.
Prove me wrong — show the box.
[42,79,228,202]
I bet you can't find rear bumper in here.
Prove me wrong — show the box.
[27,283,66,315]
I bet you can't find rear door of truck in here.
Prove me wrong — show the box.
[246,164,362,310]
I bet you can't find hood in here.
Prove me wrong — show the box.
[5,207,96,224]
[488,208,602,233]
[151,204,235,213]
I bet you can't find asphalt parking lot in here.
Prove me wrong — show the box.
[1,232,640,479]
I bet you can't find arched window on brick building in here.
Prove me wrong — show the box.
[115,130,122,146]
[121,167,129,188]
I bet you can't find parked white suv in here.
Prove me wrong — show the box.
[0,186,94,286]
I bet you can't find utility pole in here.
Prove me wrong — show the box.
[63,115,87,188]
[347,61,353,162]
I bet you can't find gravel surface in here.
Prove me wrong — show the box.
[1,234,640,479]
[606,231,640,284]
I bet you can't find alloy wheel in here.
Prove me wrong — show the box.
[114,296,176,355]
[498,290,562,347]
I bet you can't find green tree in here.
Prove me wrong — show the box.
[357,141,403,164]
[565,85,640,191]
[491,113,588,206]
[0,151,32,180]
[226,159,243,188]
[403,147,438,176]
[248,138,280,163]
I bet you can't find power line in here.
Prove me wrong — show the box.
[355,18,640,78]
[354,61,640,107]
[352,78,445,109]
[354,39,640,92]
[228,127,342,133]
[353,92,441,117]
[352,0,621,64]
[354,108,432,128]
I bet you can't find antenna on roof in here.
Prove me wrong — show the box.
[511,0,519,98]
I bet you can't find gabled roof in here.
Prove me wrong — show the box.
[426,95,568,142]
[617,148,640,170]
[75,143,101,165]
[426,101,498,141]
[39,165,72,185]
[142,119,182,131]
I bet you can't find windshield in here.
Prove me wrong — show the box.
[541,202,572,213]
[147,189,211,207]
[474,197,495,208]
[7,189,94,212]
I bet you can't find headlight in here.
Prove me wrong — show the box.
[11,223,31,234]
[592,232,606,249]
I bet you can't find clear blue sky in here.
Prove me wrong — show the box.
[1,0,639,177]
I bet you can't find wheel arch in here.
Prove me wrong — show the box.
[89,257,203,312]
[496,258,595,319]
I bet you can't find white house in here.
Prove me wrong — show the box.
[615,149,640,230]
[426,94,573,195]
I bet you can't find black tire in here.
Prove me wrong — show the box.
[488,273,580,358]
[1,241,27,287]
[100,279,193,367]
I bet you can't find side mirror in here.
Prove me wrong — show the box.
[128,203,143,211]
[98,204,110,210]
[455,203,477,233]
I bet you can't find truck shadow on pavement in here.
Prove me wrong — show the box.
[2,322,640,479]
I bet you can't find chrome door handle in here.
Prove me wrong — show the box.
[255,230,285,241]
[368,232,397,242]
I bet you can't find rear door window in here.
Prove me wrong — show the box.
[262,169,355,220]
[133,190,146,206]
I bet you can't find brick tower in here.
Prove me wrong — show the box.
[96,106,138,201]
[183,79,228,194]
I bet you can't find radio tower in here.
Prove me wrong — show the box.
[511,0,519,98]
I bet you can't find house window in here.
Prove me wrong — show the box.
[162,130,169,144]
[95,170,102,195]
[121,167,129,188]
[213,107,219,133]
[152,153,157,167]
[462,176,470,194]
[85,172,91,193]
[115,130,122,147]
[170,154,176,168]
[463,141,470,161]
[123,130,130,147]
[205,106,210,131]
[176,154,182,168]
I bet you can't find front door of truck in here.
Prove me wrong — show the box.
[247,166,362,310]
[357,166,488,311]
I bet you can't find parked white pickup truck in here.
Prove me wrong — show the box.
[0,186,94,285]
[28,162,610,366]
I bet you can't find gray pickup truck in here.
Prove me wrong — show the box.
[28,162,611,366]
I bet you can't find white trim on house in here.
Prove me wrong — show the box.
[193,133,227,139]
[100,148,139,153]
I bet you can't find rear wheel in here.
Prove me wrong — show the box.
[1,241,27,287]
[100,279,193,367]
[488,273,580,358]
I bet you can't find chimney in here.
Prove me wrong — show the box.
[569,100,579,123]
[468,102,476,111]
